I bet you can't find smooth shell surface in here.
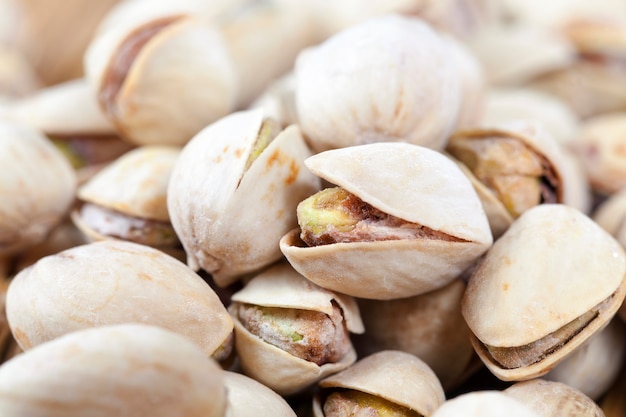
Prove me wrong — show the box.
[431,391,540,417]
[0,324,226,417]
[223,371,296,417]
[281,142,492,299]
[6,240,233,356]
[168,109,320,286]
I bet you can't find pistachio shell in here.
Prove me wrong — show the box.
[431,391,540,417]
[168,109,320,286]
[315,350,446,417]
[463,204,626,380]
[593,186,626,248]
[249,71,298,128]
[6,240,233,357]
[281,142,492,300]
[223,371,297,417]
[0,122,76,257]
[0,45,40,98]
[0,324,227,417]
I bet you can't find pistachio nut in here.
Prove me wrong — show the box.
[71,145,182,258]
[313,350,446,417]
[84,14,237,146]
[280,142,493,300]
[223,371,297,417]
[0,324,227,417]
[6,240,234,361]
[431,391,540,417]
[228,262,363,396]
[355,279,477,391]
[593,186,626,248]
[249,71,298,128]
[294,14,462,153]
[0,121,76,257]
[0,45,40,99]
[504,379,605,417]
[462,204,626,381]
[600,359,626,417]
[168,109,320,287]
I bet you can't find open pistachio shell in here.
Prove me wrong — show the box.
[229,262,362,396]
[168,109,320,287]
[223,371,297,417]
[249,71,298,128]
[295,14,462,153]
[6,240,233,358]
[84,14,237,146]
[0,324,227,417]
[0,122,76,257]
[313,350,445,417]
[431,391,540,417]
[462,204,626,381]
[281,142,492,300]
[505,379,604,417]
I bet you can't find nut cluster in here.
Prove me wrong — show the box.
[1,0,626,416]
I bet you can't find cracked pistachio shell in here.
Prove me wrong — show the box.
[249,71,298,128]
[295,14,462,153]
[84,14,237,146]
[0,122,76,257]
[168,109,320,287]
[0,324,227,417]
[432,391,540,417]
[280,142,493,300]
[229,262,363,396]
[223,371,296,417]
[462,204,626,381]
[6,240,233,357]
[505,379,604,417]
[313,350,445,417]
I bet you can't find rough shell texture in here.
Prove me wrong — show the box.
[168,109,320,286]
[431,391,540,417]
[315,350,446,417]
[0,122,76,257]
[0,324,226,417]
[223,371,296,417]
[463,204,626,380]
[77,146,180,221]
[6,240,233,356]
[504,379,605,417]
[85,15,237,146]
[229,262,361,396]
[281,142,492,300]
[295,14,461,153]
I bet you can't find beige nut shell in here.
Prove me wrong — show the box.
[313,350,445,417]
[168,108,320,286]
[6,240,233,356]
[281,142,492,300]
[0,324,226,417]
[223,371,296,417]
[229,262,362,396]
[431,391,540,417]
[462,204,626,380]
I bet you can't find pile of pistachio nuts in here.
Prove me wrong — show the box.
[1,0,626,416]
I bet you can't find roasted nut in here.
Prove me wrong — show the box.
[281,142,493,300]
[168,109,320,287]
[313,350,446,417]
[228,262,363,396]
[431,391,540,417]
[0,324,227,416]
[6,240,233,360]
[223,371,297,417]
[462,204,626,381]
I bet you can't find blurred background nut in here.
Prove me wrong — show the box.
[0,45,40,99]
[0,121,76,257]
[228,262,363,396]
[0,324,227,417]
[462,204,626,381]
[313,350,445,417]
[431,391,539,417]
[223,371,297,417]
[504,379,605,417]
[593,186,626,248]
[6,240,234,361]
[280,142,493,300]
[168,109,320,287]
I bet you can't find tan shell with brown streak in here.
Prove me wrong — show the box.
[0,122,76,257]
[167,109,321,287]
[229,262,363,396]
[6,240,233,357]
[0,324,227,417]
[312,350,445,417]
[84,15,237,146]
[462,204,626,381]
[281,142,492,300]
[223,371,296,417]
